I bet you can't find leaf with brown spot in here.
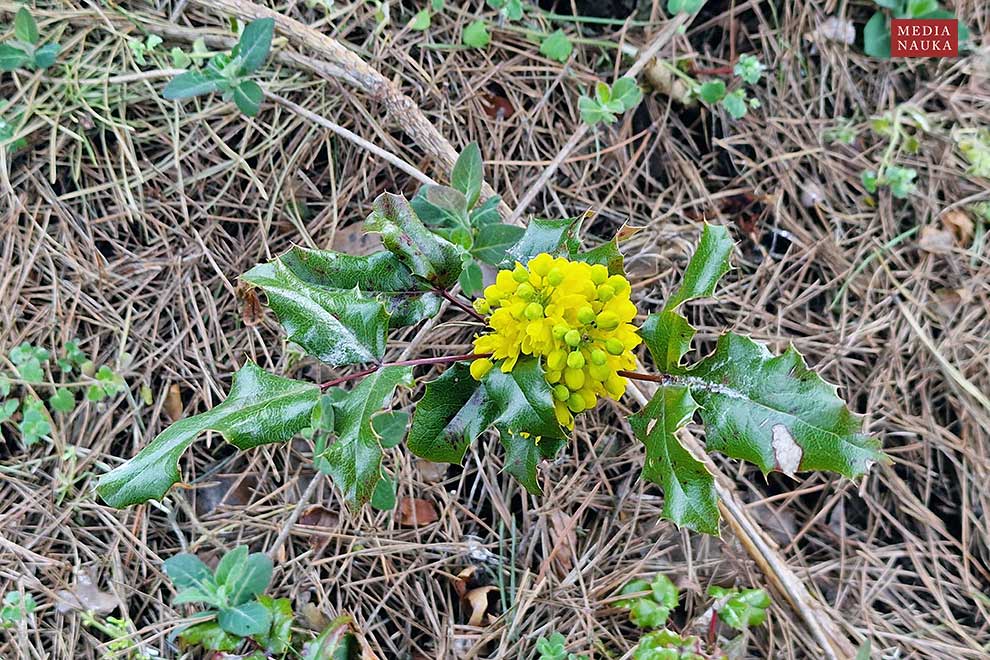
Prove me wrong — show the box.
[396,498,438,526]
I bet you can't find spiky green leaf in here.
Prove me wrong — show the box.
[664,224,733,311]
[408,363,492,464]
[504,217,579,266]
[640,311,696,372]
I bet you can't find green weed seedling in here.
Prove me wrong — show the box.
[617,575,680,629]
[536,631,589,660]
[1,591,36,627]
[163,18,275,116]
[864,0,969,59]
[0,7,60,71]
[579,78,643,126]
[128,34,163,66]
[81,612,158,660]
[707,586,770,631]
[858,105,931,200]
[695,54,763,120]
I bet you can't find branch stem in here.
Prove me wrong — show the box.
[319,353,492,390]
[436,288,485,322]
[617,369,673,385]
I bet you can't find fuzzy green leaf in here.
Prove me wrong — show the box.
[664,223,733,311]
[411,184,471,232]
[163,553,214,591]
[232,79,263,116]
[255,596,293,654]
[472,223,524,265]
[630,386,718,535]
[0,44,29,71]
[223,550,273,606]
[218,600,271,637]
[504,217,579,266]
[459,258,484,296]
[365,193,462,289]
[242,259,389,366]
[469,195,502,227]
[97,362,319,507]
[178,621,241,652]
[274,246,441,329]
[687,333,884,477]
[640,311,696,372]
[408,363,493,464]
[451,142,483,209]
[163,70,222,100]
[31,43,59,69]
[14,8,38,45]
[316,366,414,505]
[237,18,274,74]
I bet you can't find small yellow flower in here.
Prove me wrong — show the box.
[470,254,640,429]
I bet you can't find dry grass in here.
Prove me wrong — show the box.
[1,0,989,658]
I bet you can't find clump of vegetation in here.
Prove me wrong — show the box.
[0,7,60,71]
[536,632,589,660]
[1,591,36,627]
[579,77,644,127]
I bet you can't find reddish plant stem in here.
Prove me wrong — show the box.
[319,352,492,389]
[436,288,485,322]
[617,369,673,385]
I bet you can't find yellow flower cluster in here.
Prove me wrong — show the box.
[468,253,641,428]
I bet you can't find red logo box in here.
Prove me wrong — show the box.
[891,19,958,57]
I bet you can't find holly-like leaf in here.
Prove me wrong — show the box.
[573,235,624,275]
[504,217,579,266]
[408,363,492,464]
[664,223,733,311]
[687,333,884,477]
[630,386,718,535]
[218,600,272,637]
[451,142,483,209]
[483,358,566,441]
[275,247,441,329]
[97,362,319,507]
[317,366,414,505]
[640,311,696,372]
[472,223,524,265]
[243,259,389,366]
[499,430,544,495]
[365,193,462,289]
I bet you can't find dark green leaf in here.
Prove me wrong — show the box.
[708,586,770,630]
[178,621,241,652]
[408,363,494,464]
[697,80,726,104]
[630,386,719,536]
[31,43,59,69]
[469,195,502,227]
[484,358,566,440]
[237,18,275,74]
[163,553,214,591]
[410,184,471,230]
[499,430,543,495]
[451,142,483,208]
[218,601,272,637]
[214,546,248,587]
[242,259,389,366]
[255,596,293,654]
[0,44,29,71]
[504,217,579,266]
[472,223,524,265]
[303,616,358,660]
[664,223,733,311]
[233,80,263,116]
[640,311,696,372]
[573,236,624,275]
[458,259,483,296]
[371,410,409,448]
[311,393,335,431]
[97,362,319,507]
[14,8,38,45]
[370,476,396,510]
[163,70,222,100]
[317,366,414,505]
[365,193,462,289]
[276,246,440,329]
[863,13,890,59]
[687,333,885,477]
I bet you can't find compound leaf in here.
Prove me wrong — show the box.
[664,223,733,311]
[365,193,462,289]
[242,258,389,366]
[630,386,719,536]
[317,366,414,505]
[97,362,318,507]
[687,333,885,477]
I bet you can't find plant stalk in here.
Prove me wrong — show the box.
[319,352,492,389]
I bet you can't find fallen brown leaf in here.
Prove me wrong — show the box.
[238,282,265,327]
[919,226,954,254]
[164,384,183,421]
[464,585,498,627]
[941,209,974,246]
[414,459,448,483]
[298,504,341,550]
[397,498,438,526]
[55,569,120,615]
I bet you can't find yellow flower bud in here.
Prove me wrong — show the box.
[547,267,564,286]
[606,338,624,355]
[564,367,585,391]
[512,263,530,282]
[553,384,570,401]
[516,283,535,300]
[590,264,609,285]
[596,284,615,301]
[547,349,567,371]
[546,369,561,384]
[470,358,494,381]
[590,348,607,365]
[564,329,582,347]
[524,302,543,320]
[566,351,586,369]
[473,298,490,315]
[567,392,586,412]
[577,306,596,325]
[596,311,620,331]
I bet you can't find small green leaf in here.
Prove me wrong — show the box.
[214,545,248,587]
[861,169,878,194]
[640,311,696,372]
[650,574,679,609]
[708,586,770,630]
[163,70,222,100]
[458,259,484,296]
[504,217,579,266]
[242,259,389,366]
[371,410,409,448]
[316,366,414,505]
[469,195,502,227]
[0,399,19,423]
[172,586,216,606]
[667,0,706,14]
[97,362,319,507]
[881,165,917,199]
[697,80,726,104]
[0,44,29,71]
[303,616,359,660]
[31,43,59,69]
[410,184,471,231]
[462,20,490,48]
[722,89,748,119]
[472,223,524,265]
[16,358,44,383]
[370,476,396,510]
[687,333,885,478]
[163,553,214,591]
[408,363,493,464]
[863,12,891,59]
[451,142,483,209]
[49,388,75,413]
[540,30,573,63]
[664,223,733,311]
[18,399,50,446]
[178,621,241,652]
[610,77,643,112]
[232,80,263,116]
[578,96,614,126]
[733,54,764,84]
[365,193,463,289]
[14,8,39,45]
[218,600,272,637]
[630,386,719,535]
[410,9,431,30]
[255,596,293,654]
[310,393,336,431]
[237,18,275,74]
[228,552,273,606]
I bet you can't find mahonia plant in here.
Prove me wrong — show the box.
[96,144,885,536]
